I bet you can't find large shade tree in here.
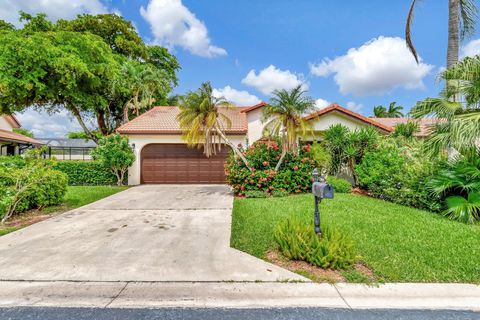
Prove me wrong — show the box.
[262,85,316,171]
[0,12,180,141]
[406,0,478,68]
[176,82,251,170]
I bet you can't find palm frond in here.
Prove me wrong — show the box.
[405,0,420,64]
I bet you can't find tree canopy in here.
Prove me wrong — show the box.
[0,12,180,141]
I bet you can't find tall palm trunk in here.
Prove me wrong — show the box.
[448,0,460,68]
[214,124,252,171]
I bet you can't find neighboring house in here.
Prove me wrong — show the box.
[374,118,439,137]
[117,103,395,186]
[0,114,43,156]
[38,138,96,161]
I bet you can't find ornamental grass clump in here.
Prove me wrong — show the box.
[274,216,356,270]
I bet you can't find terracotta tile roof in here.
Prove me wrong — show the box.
[304,104,394,132]
[117,106,247,135]
[374,118,440,137]
[0,129,44,145]
[239,101,268,113]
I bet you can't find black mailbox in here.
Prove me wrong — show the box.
[312,182,334,199]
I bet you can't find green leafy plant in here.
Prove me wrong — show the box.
[271,189,290,198]
[323,124,379,184]
[444,193,480,224]
[274,216,356,269]
[392,121,419,139]
[326,176,352,194]
[355,138,441,212]
[53,161,119,185]
[91,134,135,186]
[0,156,67,223]
[428,154,480,223]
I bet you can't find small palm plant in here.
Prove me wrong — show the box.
[176,82,251,170]
[119,61,170,123]
[262,85,316,171]
[428,154,480,223]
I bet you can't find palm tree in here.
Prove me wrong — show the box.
[373,105,388,117]
[410,56,480,157]
[176,82,251,170]
[120,61,169,123]
[262,85,316,171]
[386,102,404,118]
[406,0,478,68]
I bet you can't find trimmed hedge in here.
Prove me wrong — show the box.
[326,176,352,193]
[53,161,119,186]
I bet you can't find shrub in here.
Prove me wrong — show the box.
[53,161,118,185]
[428,154,480,223]
[225,139,316,196]
[0,156,67,222]
[326,176,351,193]
[274,216,356,270]
[91,134,135,186]
[355,138,441,212]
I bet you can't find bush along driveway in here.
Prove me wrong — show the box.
[231,193,480,283]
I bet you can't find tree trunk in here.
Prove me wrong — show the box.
[214,125,252,171]
[123,102,130,124]
[274,150,287,172]
[97,110,108,136]
[447,0,460,69]
[69,105,98,143]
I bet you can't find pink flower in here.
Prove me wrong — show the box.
[262,161,268,166]
[293,166,299,171]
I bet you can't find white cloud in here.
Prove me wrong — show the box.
[310,36,434,96]
[0,0,108,26]
[241,65,308,96]
[461,39,480,58]
[315,98,330,109]
[16,109,82,138]
[345,101,363,113]
[140,0,226,58]
[212,86,260,106]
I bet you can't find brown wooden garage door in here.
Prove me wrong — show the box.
[141,144,230,184]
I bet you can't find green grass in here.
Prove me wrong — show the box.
[231,193,480,283]
[1,186,127,236]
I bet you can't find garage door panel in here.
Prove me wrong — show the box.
[141,144,229,184]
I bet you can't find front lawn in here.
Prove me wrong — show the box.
[231,193,480,283]
[0,186,127,236]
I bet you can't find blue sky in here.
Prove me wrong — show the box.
[2,0,480,137]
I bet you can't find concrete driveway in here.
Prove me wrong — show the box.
[0,185,304,282]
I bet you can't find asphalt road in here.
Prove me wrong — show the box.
[0,307,479,320]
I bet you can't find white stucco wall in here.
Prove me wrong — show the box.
[0,116,14,131]
[303,111,383,141]
[245,108,264,145]
[125,134,246,185]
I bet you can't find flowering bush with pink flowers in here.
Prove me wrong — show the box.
[225,139,316,196]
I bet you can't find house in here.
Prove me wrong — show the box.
[117,103,398,185]
[0,114,43,156]
[374,118,438,137]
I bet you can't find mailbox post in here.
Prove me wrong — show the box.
[312,168,334,238]
[312,169,322,236]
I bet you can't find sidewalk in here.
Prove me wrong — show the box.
[1,281,479,311]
